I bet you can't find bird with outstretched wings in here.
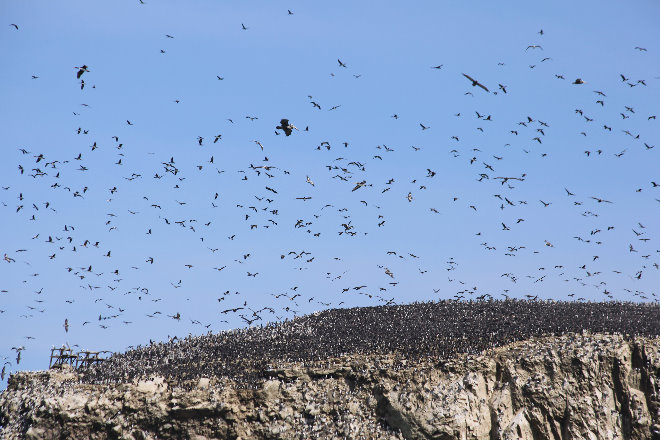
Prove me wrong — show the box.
[276,118,298,136]
[462,73,489,92]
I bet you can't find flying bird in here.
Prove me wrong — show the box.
[352,181,367,192]
[75,65,89,79]
[276,119,298,136]
[462,73,489,92]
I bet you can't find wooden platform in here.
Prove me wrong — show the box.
[49,346,110,370]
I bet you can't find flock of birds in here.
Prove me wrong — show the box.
[1,7,659,388]
[82,300,660,386]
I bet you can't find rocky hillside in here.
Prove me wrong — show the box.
[2,301,660,439]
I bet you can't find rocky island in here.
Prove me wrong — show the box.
[1,300,660,439]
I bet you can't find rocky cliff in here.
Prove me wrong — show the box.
[2,333,660,440]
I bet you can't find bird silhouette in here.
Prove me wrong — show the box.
[276,119,298,136]
[462,73,489,92]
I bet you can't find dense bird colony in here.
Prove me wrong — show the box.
[1,1,659,387]
[81,300,660,386]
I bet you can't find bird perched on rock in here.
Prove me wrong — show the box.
[276,118,298,136]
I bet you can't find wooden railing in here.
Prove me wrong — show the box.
[49,346,111,370]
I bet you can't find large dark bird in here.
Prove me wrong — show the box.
[462,73,489,92]
[75,65,89,79]
[276,118,297,136]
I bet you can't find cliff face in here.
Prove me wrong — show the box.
[1,334,659,440]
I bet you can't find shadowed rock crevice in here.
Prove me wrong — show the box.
[373,386,428,440]
[612,356,633,438]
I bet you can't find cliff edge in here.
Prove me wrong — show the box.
[1,333,660,439]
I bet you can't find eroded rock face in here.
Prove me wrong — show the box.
[1,334,660,440]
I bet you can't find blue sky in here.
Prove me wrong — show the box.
[1,0,659,389]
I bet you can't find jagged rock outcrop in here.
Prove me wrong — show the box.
[2,333,660,439]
